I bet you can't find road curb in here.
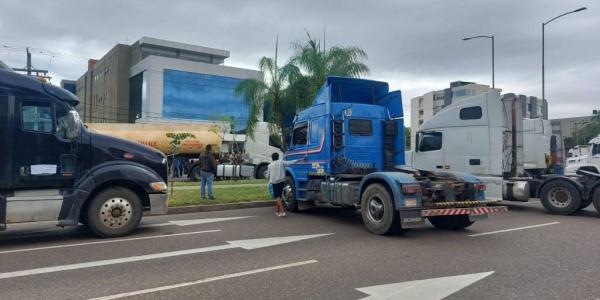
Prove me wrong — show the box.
[167,200,275,214]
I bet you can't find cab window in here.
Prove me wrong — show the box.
[348,119,372,136]
[292,122,308,146]
[310,119,321,144]
[22,103,53,133]
[55,103,70,139]
[418,131,442,152]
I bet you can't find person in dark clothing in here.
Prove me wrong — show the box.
[199,145,217,200]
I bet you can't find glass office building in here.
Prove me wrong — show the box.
[162,69,248,131]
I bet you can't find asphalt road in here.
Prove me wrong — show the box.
[1,200,600,300]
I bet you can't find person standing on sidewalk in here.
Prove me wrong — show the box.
[266,153,305,217]
[199,145,218,200]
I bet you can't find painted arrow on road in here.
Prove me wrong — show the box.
[0,233,333,280]
[139,216,254,228]
[356,271,494,300]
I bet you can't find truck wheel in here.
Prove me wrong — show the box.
[86,187,142,238]
[282,176,299,212]
[540,180,581,215]
[256,165,268,179]
[428,215,474,230]
[592,188,600,216]
[360,184,401,235]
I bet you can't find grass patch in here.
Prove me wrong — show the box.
[169,185,271,207]
[172,179,267,187]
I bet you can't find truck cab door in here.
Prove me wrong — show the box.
[414,131,446,171]
[13,98,77,189]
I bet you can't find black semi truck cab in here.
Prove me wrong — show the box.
[0,64,169,237]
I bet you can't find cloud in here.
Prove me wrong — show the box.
[1,0,598,120]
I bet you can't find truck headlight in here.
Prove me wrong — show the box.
[150,182,168,192]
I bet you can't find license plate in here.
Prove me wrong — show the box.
[405,198,417,207]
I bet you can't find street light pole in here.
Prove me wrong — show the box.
[463,35,495,89]
[542,7,587,103]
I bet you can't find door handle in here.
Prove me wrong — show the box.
[436,165,443,169]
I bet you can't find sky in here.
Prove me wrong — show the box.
[1,0,598,124]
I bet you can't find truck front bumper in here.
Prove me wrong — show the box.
[149,193,169,215]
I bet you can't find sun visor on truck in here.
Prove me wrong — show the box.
[375,90,403,119]
[43,82,79,106]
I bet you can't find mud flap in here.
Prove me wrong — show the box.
[399,209,425,228]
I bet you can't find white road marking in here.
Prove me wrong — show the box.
[469,222,560,237]
[0,233,332,280]
[138,216,254,228]
[0,230,220,255]
[356,271,494,300]
[88,260,318,300]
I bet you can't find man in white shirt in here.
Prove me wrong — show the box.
[266,153,305,217]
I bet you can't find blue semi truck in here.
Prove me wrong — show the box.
[282,77,506,234]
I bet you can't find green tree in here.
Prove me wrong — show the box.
[234,56,300,145]
[288,32,369,102]
[236,34,369,148]
[579,113,600,145]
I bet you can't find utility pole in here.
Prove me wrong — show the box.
[13,47,51,81]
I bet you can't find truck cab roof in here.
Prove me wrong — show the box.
[0,67,79,106]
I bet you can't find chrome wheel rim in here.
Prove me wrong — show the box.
[548,187,572,208]
[367,197,385,223]
[282,184,293,206]
[99,197,133,229]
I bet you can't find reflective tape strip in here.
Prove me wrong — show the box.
[421,206,507,217]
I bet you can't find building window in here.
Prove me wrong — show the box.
[162,69,248,131]
[348,119,372,136]
[417,131,442,152]
[459,106,482,120]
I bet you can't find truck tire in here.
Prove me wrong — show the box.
[360,184,401,235]
[256,165,268,179]
[592,188,600,216]
[282,176,299,212]
[428,215,474,230]
[577,197,593,211]
[540,180,581,215]
[86,187,143,238]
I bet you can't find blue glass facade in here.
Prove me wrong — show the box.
[162,69,248,130]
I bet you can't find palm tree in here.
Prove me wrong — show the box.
[289,32,370,101]
[235,55,299,146]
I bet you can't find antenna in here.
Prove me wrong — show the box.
[323,25,326,53]
[274,35,279,81]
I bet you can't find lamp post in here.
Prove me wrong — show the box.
[542,7,587,103]
[463,35,495,89]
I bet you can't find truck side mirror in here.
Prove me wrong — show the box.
[66,110,81,140]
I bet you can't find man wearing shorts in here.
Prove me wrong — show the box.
[266,153,304,217]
